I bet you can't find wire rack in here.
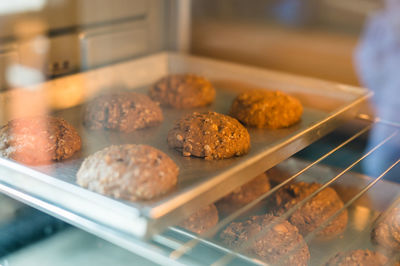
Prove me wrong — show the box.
[92,116,400,266]
[147,115,400,265]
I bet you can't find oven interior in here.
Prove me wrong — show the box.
[1,1,400,265]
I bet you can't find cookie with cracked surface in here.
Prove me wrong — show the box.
[83,92,163,132]
[179,204,219,235]
[220,214,310,266]
[0,116,81,165]
[325,249,389,266]
[167,111,250,160]
[272,182,348,239]
[229,90,303,129]
[216,173,270,217]
[372,207,400,252]
[149,74,215,108]
[76,144,178,201]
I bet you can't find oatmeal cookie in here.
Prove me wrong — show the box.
[372,207,400,252]
[272,182,348,239]
[77,144,178,201]
[0,116,81,165]
[230,90,303,129]
[167,111,250,160]
[216,173,270,217]
[325,249,389,266]
[149,74,215,108]
[220,214,310,265]
[83,92,163,132]
[179,204,219,234]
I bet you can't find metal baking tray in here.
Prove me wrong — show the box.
[164,158,400,265]
[0,52,371,239]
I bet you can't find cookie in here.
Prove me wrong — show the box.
[216,173,270,217]
[272,182,348,239]
[76,144,178,201]
[179,204,219,235]
[0,116,81,165]
[220,214,310,266]
[83,92,163,132]
[372,207,400,252]
[325,249,389,266]
[149,74,215,109]
[167,111,250,160]
[229,90,303,129]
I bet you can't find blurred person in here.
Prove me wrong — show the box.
[355,0,400,181]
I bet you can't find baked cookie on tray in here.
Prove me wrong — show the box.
[220,214,310,266]
[0,116,81,165]
[179,204,219,235]
[149,74,215,108]
[167,111,250,160]
[229,90,303,129]
[83,92,163,133]
[216,173,270,217]
[325,249,389,266]
[272,182,348,239]
[372,207,400,252]
[77,144,178,201]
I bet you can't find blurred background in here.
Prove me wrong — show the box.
[191,0,381,86]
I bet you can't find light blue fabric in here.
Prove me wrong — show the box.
[355,4,400,180]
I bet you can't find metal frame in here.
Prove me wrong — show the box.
[166,0,192,52]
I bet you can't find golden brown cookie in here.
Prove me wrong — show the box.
[229,90,303,129]
[220,214,310,266]
[167,111,250,160]
[216,173,270,217]
[0,116,81,165]
[372,207,400,252]
[149,74,215,108]
[77,144,178,201]
[325,250,389,266]
[83,92,163,132]
[272,182,348,239]
[179,204,219,235]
